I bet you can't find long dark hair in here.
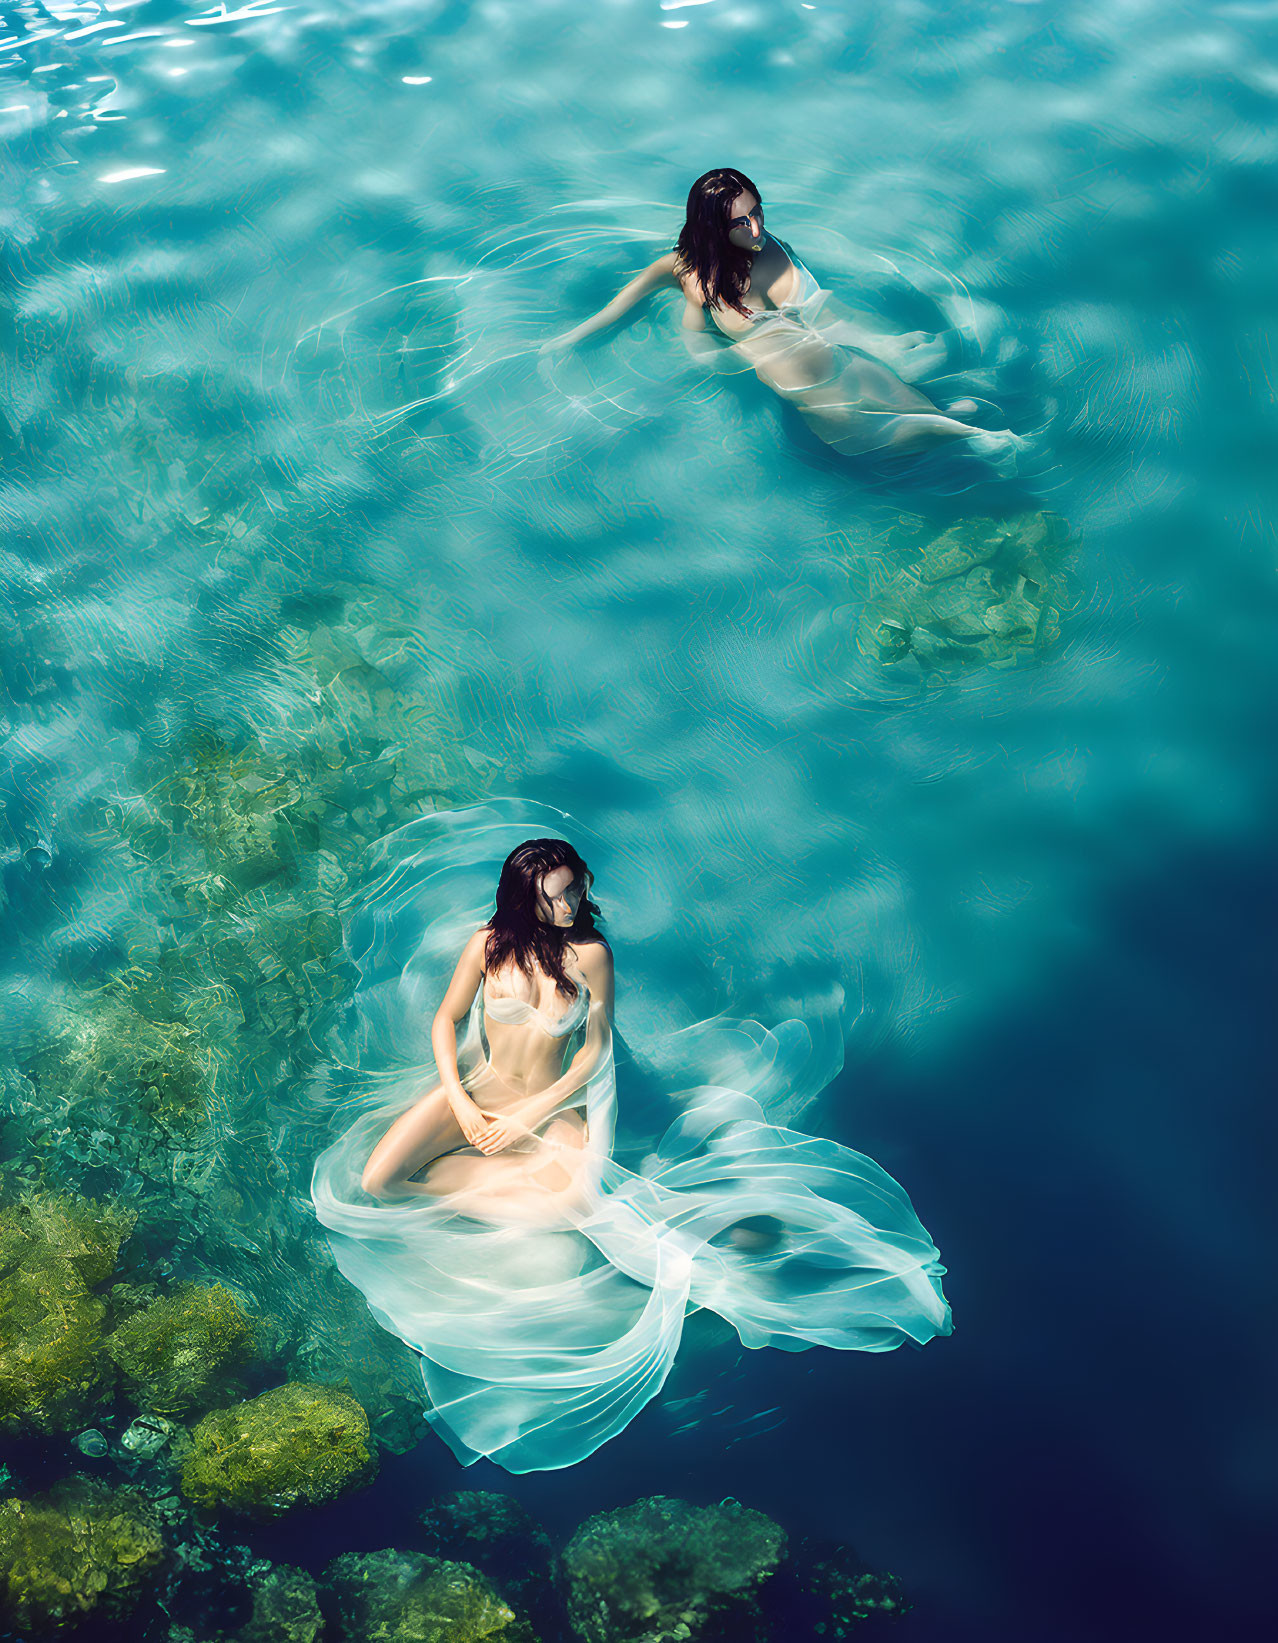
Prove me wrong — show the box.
[674,167,762,319]
[484,838,603,999]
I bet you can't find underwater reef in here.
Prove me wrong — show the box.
[179,1382,377,1521]
[232,1564,324,1643]
[2,227,500,1457]
[419,1490,559,1639]
[0,1186,379,1513]
[838,508,1078,685]
[0,572,499,1452]
[0,1477,165,1636]
[560,1496,787,1643]
[0,1193,136,1437]
[787,1541,909,1636]
[0,1449,910,1641]
[323,1549,534,1643]
[105,1283,258,1420]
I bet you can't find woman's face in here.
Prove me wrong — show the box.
[536,866,585,928]
[725,189,765,253]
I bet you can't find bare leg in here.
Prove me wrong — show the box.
[361,1080,591,1224]
[360,1081,467,1196]
[720,321,1022,467]
[421,1112,591,1224]
[742,333,976,456]
[802,400,978,456]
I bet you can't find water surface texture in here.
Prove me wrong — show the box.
[2,1,1275,1638]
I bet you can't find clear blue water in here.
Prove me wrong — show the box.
[2,0,1275,1637]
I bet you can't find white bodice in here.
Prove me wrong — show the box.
[481,979,589,1039]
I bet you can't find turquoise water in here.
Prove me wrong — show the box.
[2,0,1275,1637]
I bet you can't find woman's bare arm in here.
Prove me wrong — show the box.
[542,254,681,352]
[430,929,491,1141]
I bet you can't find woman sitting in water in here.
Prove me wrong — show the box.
[357,839,612,1213]
[545,166,1026,471]
[312,824,952,1474]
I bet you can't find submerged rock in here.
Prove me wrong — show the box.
[418,1490,557,1634]
[323,1547,535,1642]
[0,1477,165,1636]
[106,1281,258,1418]
[0,1191,135,1435]
[144,732,297,891]
[236,1563,325,1643]
[25,986,217,1139]
[179,1381,377,1519]
[560,1496,786,1643]
[853,509,1076,683]
[119,1413,178,1458]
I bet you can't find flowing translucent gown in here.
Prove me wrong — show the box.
[691,236,982,458]
[310,801,952,1473]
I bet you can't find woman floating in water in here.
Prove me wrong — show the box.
[545,167,1026,471]
[311,812,952,1474]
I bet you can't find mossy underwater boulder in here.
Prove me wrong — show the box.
[236,1562,325,1643]
[418,1490,557,1634]
[25,986,216,1137]
[0,1477,165,1636]
[854,509,1076,682]
[323,1547,535,1642]
[106,1281,258,1417]
[0,1191,135,1435]
[561,1495,786,1643]
[179,1380,377,1518]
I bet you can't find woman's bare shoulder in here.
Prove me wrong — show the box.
[672,254,706,304]
[572,938,614,976]
[761,238,800,303]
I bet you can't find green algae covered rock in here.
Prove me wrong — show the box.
[237,1563,325,1643]
[25,986,217,1137]
[142,732,297,890]
[418,1490,554,1564]
[561,1496,786,1643]
[106,1281,258,1417]
[0,1192,135,1435]
[852,510,1077,684]
[0,1477,165,1635]
[418,1491,557,1636]
[323,1548,535,1642]
[179,1380,377,1519]
[0,1190,135,1289]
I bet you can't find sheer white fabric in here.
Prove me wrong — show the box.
[692,236,978,458]
[310,801,952,1473]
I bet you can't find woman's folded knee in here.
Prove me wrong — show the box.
[361,1161,395,1198]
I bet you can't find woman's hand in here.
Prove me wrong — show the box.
[473,1112,527,1156]
[451,1096,493,1150]
[538,330,578,358]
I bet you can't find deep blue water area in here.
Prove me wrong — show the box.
[2,1,1276,1639]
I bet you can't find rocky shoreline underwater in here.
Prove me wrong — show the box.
[0,1191,905,1639]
